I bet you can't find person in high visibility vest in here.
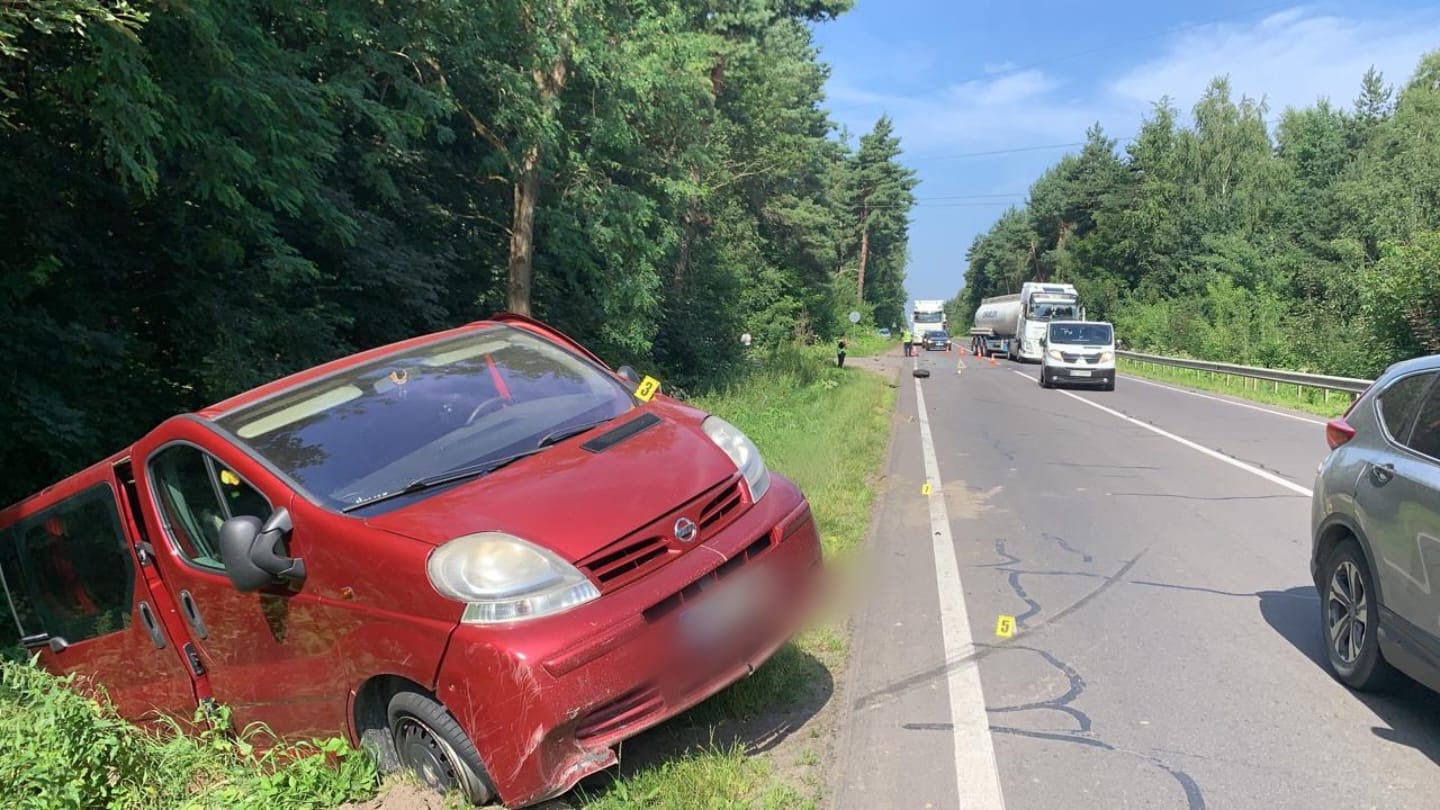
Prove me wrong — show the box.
[900,328,912,357]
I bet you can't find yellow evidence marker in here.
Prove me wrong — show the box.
[995,615,1016,639]
[635,375,661,402]
[921,482,933,496]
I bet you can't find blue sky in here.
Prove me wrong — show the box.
[810,1,1440,304]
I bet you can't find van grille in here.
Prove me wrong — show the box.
[580,536,674,592]
[699,480,745,533]
[577,477,748,595]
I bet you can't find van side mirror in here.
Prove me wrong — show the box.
[218,508,306,592]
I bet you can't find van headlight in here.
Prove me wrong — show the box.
[1048,349,1063,361]
[703,415,771,502]
[1100,351,1114,363]
[427,532,599,624]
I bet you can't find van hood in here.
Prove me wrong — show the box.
[359,400,739,563]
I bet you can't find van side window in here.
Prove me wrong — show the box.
[150,445,272,570]
[12,486,134,644]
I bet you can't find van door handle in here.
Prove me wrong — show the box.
[137,601,166,650]
[178,590,208,639]
[1370,463,1395,487]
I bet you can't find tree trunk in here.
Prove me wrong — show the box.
[856,207,870,303]
[506,49,568,316]
[672,167,702,287]
[508,146,541,315]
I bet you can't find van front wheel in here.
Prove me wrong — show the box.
[388,691,496,805]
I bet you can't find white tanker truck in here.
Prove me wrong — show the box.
[970,294,1021,358]
[971,282,1084,361]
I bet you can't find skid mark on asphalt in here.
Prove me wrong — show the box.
[1043,531,1094,563]
[902,643,1207,809]
[852,545,1149,711]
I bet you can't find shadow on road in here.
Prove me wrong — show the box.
[1259,586,1440,766]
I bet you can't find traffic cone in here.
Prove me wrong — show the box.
[990,356,999,367]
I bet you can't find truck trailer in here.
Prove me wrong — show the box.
[970,294,1021,358]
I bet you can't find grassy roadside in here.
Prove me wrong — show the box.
[837,331,896,358]
[0,342,897,810]
[1119,357,1353,418]
[0,662,379,809]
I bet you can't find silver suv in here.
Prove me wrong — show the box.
[1312,355,1440,694]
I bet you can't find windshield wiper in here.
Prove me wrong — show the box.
[536,416,615,449]
[340,448,549,513]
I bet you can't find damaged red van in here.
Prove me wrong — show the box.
[0,314,824,807]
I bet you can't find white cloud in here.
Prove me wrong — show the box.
[1109,6,1440,120]
[825,4,1440,159]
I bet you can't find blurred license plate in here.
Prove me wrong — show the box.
[1070,369,1092,377]
[679,569,773,645]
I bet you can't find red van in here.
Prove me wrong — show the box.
[0,314,824,807]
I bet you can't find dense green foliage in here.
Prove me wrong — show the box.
[958,54,1440,377]
[0,658,378,809]
[0,0,916,506]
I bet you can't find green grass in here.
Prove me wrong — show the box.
[0,660,379,809]
[0,343,897,810]
[579,743,812,810]
[836,331,897,358]
[1119,357,1354,418]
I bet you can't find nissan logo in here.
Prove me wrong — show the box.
[673,517,698,544]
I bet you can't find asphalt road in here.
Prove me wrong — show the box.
[829,350,1440,810]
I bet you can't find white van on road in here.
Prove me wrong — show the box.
[1039,320,1116,391]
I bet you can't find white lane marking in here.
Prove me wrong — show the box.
[1119,373,1326,425]
[914,377,1007,810]
[1011,370,1313,497]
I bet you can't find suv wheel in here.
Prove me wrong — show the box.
[1320,540,1399,691]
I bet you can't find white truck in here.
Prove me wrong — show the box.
[911,299,947,343]
[971,282,1085,361]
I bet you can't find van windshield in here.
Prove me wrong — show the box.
[1048,323,1113,345]
[214,327,634,511]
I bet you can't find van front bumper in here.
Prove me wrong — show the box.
[433,474,824,808]
[1046,365,1114,385]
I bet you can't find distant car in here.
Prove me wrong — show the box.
[878,327,891,338]
[1038,321,1115,391]
[922,330,950,351]
[1312,356,1440,696]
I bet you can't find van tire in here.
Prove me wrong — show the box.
[387,690,496,805]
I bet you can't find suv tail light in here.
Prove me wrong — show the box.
[1326,418,1357,450]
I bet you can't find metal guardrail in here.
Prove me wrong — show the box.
[1117,350,1373,397]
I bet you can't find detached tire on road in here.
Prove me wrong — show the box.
[1319,539,1399,692]
[388,691,496,805]
[913,368,931,378]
